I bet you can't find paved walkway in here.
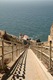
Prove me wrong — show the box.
[1,49,53,80]
[25,49,53,80]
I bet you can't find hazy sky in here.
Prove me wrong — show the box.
[0,0,53,2]
[0,0,53,5]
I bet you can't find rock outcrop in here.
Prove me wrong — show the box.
[50,24,53,40]
[0,30,6,38]
[48,24,53,42]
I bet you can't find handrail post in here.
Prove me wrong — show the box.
[49,41,52,70]
[19,47,21,51]
[40,45,42,60]
[2,39,4,69]
[40,43,43,61]
[12,44,13,61]
[16,45,18,56]
[19,45,20,54]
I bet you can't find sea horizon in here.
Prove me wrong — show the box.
[0,2,53,41]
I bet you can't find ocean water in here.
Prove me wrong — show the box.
[0,3,53,41]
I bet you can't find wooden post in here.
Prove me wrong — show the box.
[12,44,13,61]
[40,43,43,61]
[2,39,4,69]
[49,41,52,70]
[19,45,20,55]
[16,45,18,56]
[19,45,20,54]
[40,45,42,60]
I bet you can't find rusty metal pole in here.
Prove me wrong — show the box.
[2,39,4,69]
[49,41,52,70]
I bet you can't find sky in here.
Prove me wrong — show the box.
[0,0,53,2]
[0,0,53,5]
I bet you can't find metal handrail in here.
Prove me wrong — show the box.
[0,38,25,69]
[30,41,53,69]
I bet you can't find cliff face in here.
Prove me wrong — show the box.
[48,24,53,42]
[0,30,23,44]
[50,24,53,40]
[0,30,6,38]
[0,30,16,42]
[0,30,12,41]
